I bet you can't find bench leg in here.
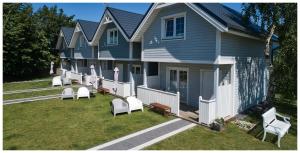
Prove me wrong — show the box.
[277,136,281,148]
[262,131,267,142]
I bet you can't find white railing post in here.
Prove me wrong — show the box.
[176,92,180,116]
[143,62,148,88]
[199,96,216,126]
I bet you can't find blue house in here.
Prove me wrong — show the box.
[56,3,272,124]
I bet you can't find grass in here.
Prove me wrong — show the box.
[3,87,80,100]
[146,100,297,150]
[3,94,173,150]
[3,80,52,91]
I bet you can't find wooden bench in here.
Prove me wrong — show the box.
[150,102,171,116]
[97,87,110,95]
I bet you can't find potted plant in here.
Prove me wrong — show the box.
[211,118,225,131]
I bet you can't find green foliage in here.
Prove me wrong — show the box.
[272,4,297,100]
[242,3,297,101]
[3,3,75,81]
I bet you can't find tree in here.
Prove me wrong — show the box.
[242,3,297,102]
[3,3,75,81]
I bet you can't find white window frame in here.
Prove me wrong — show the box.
[132,64,142,75]
[107,28,118,46]
[161,12,186,40]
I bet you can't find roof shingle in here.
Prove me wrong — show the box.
[77,19,99,41]
[61,27,74,45]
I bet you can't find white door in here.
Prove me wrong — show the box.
[218,66,232,118]
[116,63,123,82]
[166,67,188,104]
[200,70,214,100]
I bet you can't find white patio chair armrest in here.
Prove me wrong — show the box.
[276,113,290,123]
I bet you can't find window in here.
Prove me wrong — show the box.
[132,65,142,75]
[148,62,158,76]
[71,49,74,58]
[162,13,185,40]
[107,28,118,45]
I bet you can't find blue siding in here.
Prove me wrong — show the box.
[143,4,216,62]
[74,32,93,59]
[98,23,129,59]
[59,39,71,58]
[132,42,141,59]
[221,33,265,57]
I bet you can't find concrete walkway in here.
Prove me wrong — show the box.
[5,78,51,84]
[3,94,61,105]
[89,118,196,150]
[4,85,81,95]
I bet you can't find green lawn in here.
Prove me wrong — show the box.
[146,101,297,150]
[3,80,52,91]
[3,94,173,150]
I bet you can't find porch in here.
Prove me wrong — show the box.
[136,62,235,125]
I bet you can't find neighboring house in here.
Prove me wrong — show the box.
[57,3,273,123]
[56,27,74,70]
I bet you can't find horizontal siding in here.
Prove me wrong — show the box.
[233,57,265,114]
[221,33,265,57]
[98,23,129,59]
[132,42,141,59]
[74,33,93,59]
[59,39,71,58]
[143,4,216,62]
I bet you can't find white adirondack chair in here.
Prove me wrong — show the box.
[126,96,143,113]
[52,76,62,87]
[77,87,90,99]
[262,107,291,147]
[61,88,75,100]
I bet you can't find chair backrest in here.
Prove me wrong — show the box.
[78,87,89,94]
[63,88,73,95]
[262,107,276,127]
[126,96,136,103]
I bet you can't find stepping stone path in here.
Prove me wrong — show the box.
[89,118,196,150]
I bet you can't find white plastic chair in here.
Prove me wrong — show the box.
[52,76,62,87]
[126,96,143,113]
[262,107,291,147]
[77,87,90,99]
[62,77,71,86]
[61,88,75,100]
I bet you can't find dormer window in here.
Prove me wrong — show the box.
[107,28,118,45]
[79,35,85,48]
[161,12,186,40]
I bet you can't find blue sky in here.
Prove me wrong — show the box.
[32,3,243,22]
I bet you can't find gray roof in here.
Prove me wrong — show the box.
[195,3,262,36]
[77,19,99,41]
[61,27,74,45]
[107,7,144,38]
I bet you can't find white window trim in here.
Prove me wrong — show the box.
[107,28,118,46]
[161,12,186,40]
[132,64,142,75]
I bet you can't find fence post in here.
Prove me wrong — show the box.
[176,92,180,116]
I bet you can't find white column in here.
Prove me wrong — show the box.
[128,63,134,96]
[99,61,102,77]
[213,65,219,118]
[60,59,63,70]
[143,62,148,87]
[75,60,78,73]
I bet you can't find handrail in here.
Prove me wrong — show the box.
[137,85,177,96]
[102,78,131,85]
[199,96,215,103]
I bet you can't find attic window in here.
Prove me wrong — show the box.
[161,12,186,40]
[107,28,118,45]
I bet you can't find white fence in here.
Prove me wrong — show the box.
[147,75,160,89]
[199,96,216,125]
[137,85,180,116]
[102,79,131,97]
[69,72,83,84]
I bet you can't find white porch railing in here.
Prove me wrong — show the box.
[137,85,180,116]
[102,79,131,97]
[84,75,98,89]
[199,96,216,125]
[69,71,83,84]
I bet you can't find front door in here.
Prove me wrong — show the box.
[167,67,188,104]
